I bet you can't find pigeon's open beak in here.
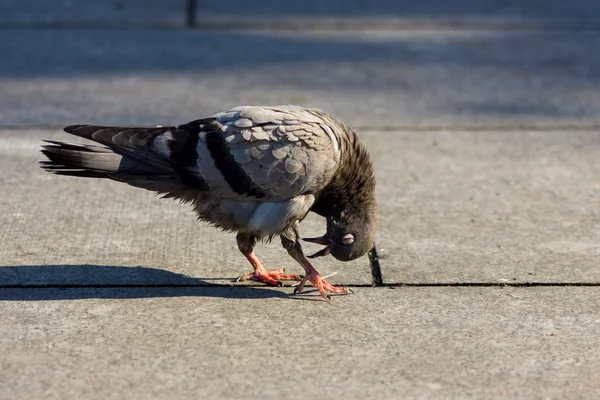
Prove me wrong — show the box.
[303,236,333,258]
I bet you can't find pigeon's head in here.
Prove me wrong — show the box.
[303,125,378,262]
[304,204,378,262]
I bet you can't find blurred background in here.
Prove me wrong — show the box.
[1,0,600,129]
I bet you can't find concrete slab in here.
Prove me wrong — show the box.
[1,29,600,128]
[1,129,599,285]
[0,0,187,27]
[195,0,600,22]
[1,287,598,399]
[372,129,600,283]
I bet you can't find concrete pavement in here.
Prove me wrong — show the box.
[1,287,599,399]
[1,1,600,399]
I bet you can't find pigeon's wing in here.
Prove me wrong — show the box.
[167,106,343,201]
[56,106,344,202]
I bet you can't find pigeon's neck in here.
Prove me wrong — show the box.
[311,130,376,218]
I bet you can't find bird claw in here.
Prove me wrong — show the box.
[292,272,352,300]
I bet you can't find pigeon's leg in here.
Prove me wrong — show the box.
[235,232,303,286]
[280,230,352,300]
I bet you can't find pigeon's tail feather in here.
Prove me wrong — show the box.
[41,141,123,177]
[40,141,183,192]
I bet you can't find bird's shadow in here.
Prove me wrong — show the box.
[0,264,323,302]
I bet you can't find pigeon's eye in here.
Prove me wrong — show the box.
[342,234,355,245]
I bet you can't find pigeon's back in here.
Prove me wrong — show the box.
[182,105,343,201]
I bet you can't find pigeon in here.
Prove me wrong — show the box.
[40,105,377,300]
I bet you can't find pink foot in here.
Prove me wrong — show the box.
[293,272,353,300]
[237,268,303,287]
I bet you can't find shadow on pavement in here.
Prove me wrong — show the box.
[0,264,321,301]
[0,264,214,286]
[0,286,297,301]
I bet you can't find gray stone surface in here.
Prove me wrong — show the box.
[2,29,600,129]
[1,287,599,399]
[195,0,600,22]
[373,130,600,284]
[0,0,186,26]
[2,129,599,285]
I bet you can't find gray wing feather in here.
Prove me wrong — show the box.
[200,106,341,201]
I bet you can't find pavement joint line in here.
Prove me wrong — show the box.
[4,125,600,133]
[190,18,600,32]
[354,125,600,132]
[3,19,600,32]
[0,23,187,31]
[1,282,599,289]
